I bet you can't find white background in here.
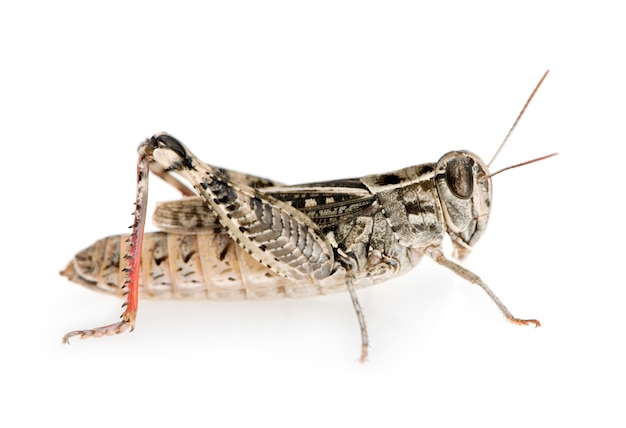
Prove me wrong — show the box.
[1,1,624,427]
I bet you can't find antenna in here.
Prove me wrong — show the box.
[488,70,550,168]
[487,152,558,179]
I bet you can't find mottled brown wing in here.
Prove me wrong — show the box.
[153,197,220,233]
[265,179,379,229]
[154,178,379,233]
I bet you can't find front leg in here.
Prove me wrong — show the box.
[426,246,541,327]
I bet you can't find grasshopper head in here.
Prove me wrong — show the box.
[434,151,492,259]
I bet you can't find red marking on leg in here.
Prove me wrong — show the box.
[122,151,150,319]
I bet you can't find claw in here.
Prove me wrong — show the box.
[359,344,369,364]
[508,317,541,328]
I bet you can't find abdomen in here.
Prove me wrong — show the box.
[61,231,356,300]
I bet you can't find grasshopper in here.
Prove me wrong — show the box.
[61,71,555,361]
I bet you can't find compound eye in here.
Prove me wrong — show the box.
[445,157,474,199]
